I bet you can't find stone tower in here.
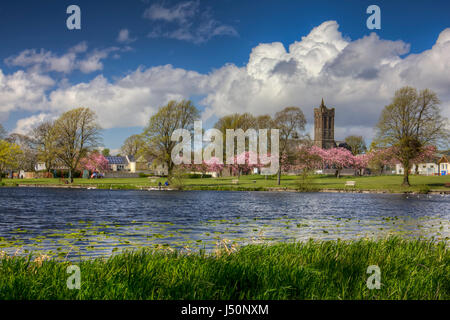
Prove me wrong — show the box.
[314,99,335,149]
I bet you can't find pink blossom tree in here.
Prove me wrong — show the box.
[78,152,109,173]
[291,146,323,174]
[353,153,370,176]
[204,156,224,176]
[320,147,354,178]
[226,151,261,177]
[368,145,437,175]
[367,147,397,174]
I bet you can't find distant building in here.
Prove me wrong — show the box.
[35,162,47,171]
[150,161,168,176]
[314,99,336,149]
[438,155,449,176]
[105,156,136,173]
[394,154,449,176]
[395,163,439,176]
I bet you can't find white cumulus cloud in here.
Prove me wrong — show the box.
[2,21,449,143]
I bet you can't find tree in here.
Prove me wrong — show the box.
[142,100,199,176]
[204,157,224,176]
[6,133,37,172]
[52,108,101,183]
[227,151,261,177]
[274,107,306,184]
[321,148,354,178]
[353,153,370,176]
[0,140,22,181]
[367,147,395,175]
[121,134,144,158]
[78,152,109,173]
[101,148,110,157]
[374,87,449,186]
[411,145,437,174]
[344,135,367,155]
[292,145,323,183]
[31,121,57,174]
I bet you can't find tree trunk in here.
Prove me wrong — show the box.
[69,168,73,183]
[402,163,410,186]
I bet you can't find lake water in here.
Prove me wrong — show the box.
[0,187,448,259]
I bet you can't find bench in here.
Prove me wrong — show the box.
[232,179,239,185]
[345,181,356,187]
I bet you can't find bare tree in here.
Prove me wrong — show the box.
[31,121,57,174]
[375,87,449,186]
[274,106,306,185]
[52,108,101,182]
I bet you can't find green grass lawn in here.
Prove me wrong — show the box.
[2,174,449,193]
[0,238,448,300]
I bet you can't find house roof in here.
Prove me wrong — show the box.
[106,156,127,165]
[438,155,449,164]
[106,155,136,165]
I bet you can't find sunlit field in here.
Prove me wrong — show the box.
[3,174,449,193]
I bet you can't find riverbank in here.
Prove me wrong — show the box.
[0,238,448,300]
[1,174,449,194]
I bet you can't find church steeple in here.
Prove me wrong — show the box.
[314,98,335,149]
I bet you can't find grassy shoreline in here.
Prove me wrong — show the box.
[1,174,449,194]
[0,238,448,300]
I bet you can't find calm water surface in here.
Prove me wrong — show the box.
[0,187,448,259]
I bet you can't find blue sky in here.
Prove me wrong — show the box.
[0,0,449,152]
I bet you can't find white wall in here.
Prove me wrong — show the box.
[395,163,439,176]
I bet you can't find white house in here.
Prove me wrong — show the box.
[438,156,449,176]
[395,163,439,176]
[34,162,47,171]
[105,156,136,173]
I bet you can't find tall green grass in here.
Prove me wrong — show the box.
[0,238,448,300]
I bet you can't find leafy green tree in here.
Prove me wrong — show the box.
[52,108,101,183]
[121,134,144,158]
[101,148,110,157]
[374,87,449,186]
[142,100,199,175]
[345,135,367,155]
[0,140,22,181]
[6,133,37,172]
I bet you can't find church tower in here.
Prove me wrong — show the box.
[314,99,335,149]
